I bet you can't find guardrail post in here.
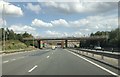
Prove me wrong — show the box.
[78,50,81,54]
[92,53,94,57]
[77,50,79,53]
[79,41,81,48]
[86,52,88,55]
[101,50,104,60]
[101,55,104,60]
[82,51,84,54]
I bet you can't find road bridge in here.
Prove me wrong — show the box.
[23,36,108,49]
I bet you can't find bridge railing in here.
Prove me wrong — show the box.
[23,35,108,41]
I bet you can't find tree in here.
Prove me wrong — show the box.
[8,29,15,40]
[109,28,120,47]
[90,28,120,48]
[16,34,23,41]
[22,32,33,46]
[22,32,33,38]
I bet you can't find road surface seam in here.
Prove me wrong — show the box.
[28,65,38,73]
[66,49,119,76]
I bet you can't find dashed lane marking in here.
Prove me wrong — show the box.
[28,65,38,73]
[11,59,16,61]
[47,56,50,58]
[3,60,9,63]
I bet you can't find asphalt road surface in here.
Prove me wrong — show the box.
[2,48,119,76]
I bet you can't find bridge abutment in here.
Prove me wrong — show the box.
[65,40,68,48]
[37,40,42,49]
[79,40,81,48]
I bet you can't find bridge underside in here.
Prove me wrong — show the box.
[36,40,104,49]
[23,36,107,49]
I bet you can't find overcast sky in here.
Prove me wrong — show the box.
[0,0,118,37]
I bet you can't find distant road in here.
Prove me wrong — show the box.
[2,48,119,76]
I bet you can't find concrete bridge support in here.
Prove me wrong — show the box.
[65,40,68,48]
[61,41,64,48]
[43,42,46,47]
[37,40,42,49]
[79,41,81,48]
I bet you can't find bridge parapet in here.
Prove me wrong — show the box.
[23,36,108,41]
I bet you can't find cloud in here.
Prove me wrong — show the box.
[51,19,69,27]
[32,19,53,27]
[44,30,85,37]
[0,18,7,27]
[32,19,69,28]
[32,14,117,31]
[26,3,41,14]
[46,30,61,36]
[0,1,23,16]
[31,18,70,28]
[45,30,70,37]
[43,1,117,14]
[83,0,119,2]
[73,31,83,36]
[78,15,118,31]
[0,18,4,27]
[69,14,118,31]
[8,25,38,36]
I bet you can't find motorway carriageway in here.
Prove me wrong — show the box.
[2,48,119,76]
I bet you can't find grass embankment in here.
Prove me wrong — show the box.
[2,40,36,54]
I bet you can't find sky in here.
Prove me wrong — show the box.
[0,0,119,38]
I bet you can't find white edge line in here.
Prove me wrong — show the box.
[66,49,119,76]
[28,65,38,73]
[3,60,9,63]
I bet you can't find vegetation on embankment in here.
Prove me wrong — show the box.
[4,40,27,50]
[0,28,36,53]
[1,40,36,54]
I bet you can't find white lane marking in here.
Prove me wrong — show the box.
[11,59,16,61]
[3,60,9,63]
[66,50,118,76]
[47,56,50,58]
[28,65,38,73]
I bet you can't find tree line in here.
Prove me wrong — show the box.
[90,28,120,48]
[80,28,120,50]
[0,27,120,49]
[0,28,33,46]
